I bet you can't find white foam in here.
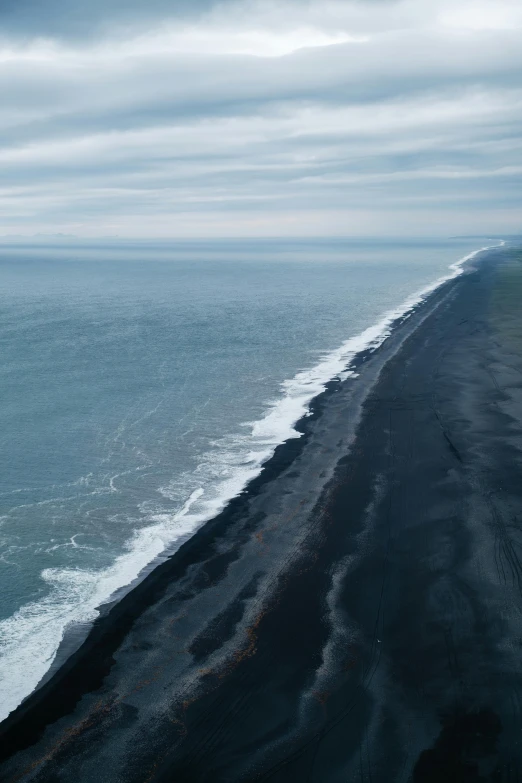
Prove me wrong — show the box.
[0,240,504,722]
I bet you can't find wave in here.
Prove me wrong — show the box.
[0,240,504,723]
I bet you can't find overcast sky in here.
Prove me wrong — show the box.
[1,0,521,237]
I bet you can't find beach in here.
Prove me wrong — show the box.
[2,242,522,781]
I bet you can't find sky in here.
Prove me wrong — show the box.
[0,0,521,238]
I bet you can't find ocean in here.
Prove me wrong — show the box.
[0,236,495,721]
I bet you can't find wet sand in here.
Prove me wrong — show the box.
[2,244,522,782]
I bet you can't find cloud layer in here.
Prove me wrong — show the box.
[0,0,521,236]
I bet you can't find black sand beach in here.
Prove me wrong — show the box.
[2,244,522,782]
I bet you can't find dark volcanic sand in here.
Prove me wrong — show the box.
[2,245,522,782]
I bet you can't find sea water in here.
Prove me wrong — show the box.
[0,236,496,720]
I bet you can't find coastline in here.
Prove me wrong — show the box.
[1,242,521,782]
[0,242,503,725]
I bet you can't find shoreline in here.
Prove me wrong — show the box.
[0,242,502,726]
[0,270,464,733]
[1,242,520,782]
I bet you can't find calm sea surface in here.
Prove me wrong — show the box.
[0,236,490,719]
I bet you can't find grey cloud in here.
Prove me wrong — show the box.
[0,1,521,236]
[1,31,522,143]
[0,0,402,39]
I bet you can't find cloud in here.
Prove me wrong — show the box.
[3,0,522,41]
[0,0,520,236]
